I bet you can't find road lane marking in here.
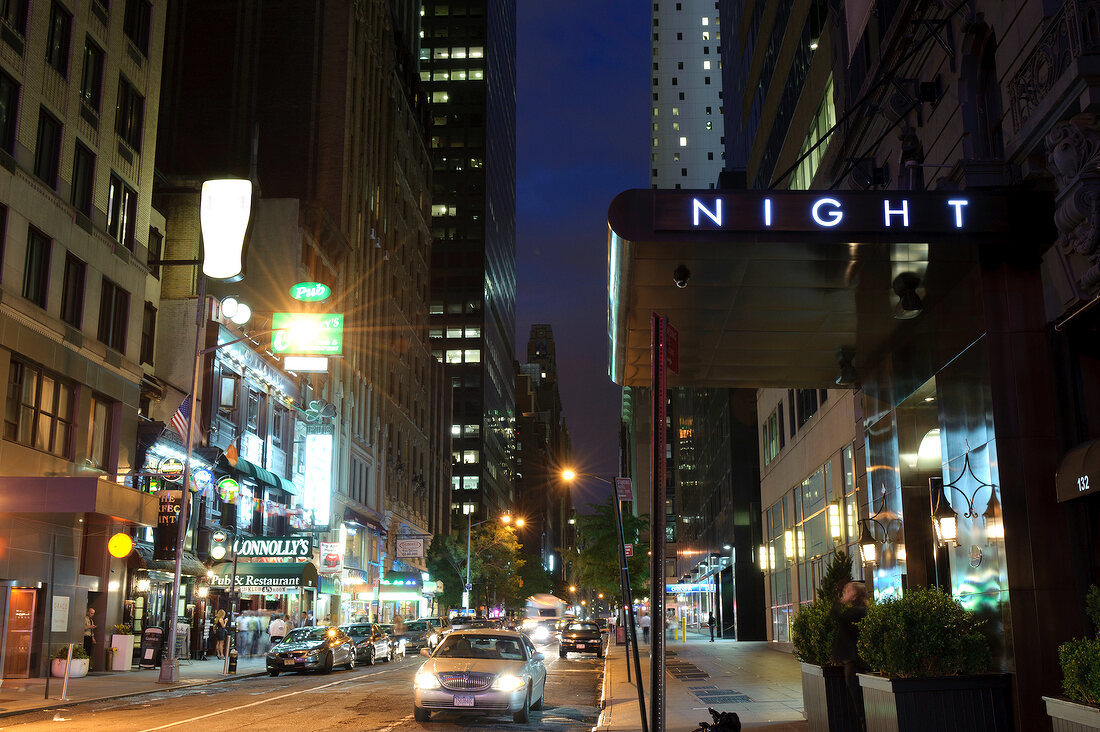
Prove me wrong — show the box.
[375,713,414,732]
[132,666,408,732]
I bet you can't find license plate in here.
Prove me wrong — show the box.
[283,659,296,666]
[453,695,475,707]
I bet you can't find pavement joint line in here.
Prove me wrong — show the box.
[132,666,402,732]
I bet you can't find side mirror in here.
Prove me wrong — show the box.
[420,648,431,658]
[533,652,545,662]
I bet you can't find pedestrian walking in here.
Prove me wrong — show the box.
[834,581,870,732]
[83,607,97,666]
[268,613,288,646]
[298,611,310,628]
[248,612,260,656]
[708,612,716,642]
[639,613,651,643]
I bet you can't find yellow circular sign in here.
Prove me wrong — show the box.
[108,533,133,559]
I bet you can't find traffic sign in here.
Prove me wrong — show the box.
[615,477,633,501]
[465,583,473,591]
[624,544,634,557]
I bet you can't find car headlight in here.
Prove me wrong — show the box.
[414,672,441,689]
[532,625,549,640]
[492,674,526,692]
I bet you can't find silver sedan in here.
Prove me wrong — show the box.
[413,630,547,723]
[266,627,356,675]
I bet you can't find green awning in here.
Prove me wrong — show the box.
[227,456,298,495]
[209,562,317,591]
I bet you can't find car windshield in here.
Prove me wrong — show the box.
[282,628,330,643]
[406,620,427,632]
[341,625,371,636]
[435,635,527,661]
[566,623,599,632]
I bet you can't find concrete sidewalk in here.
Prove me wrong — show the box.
[595,633,807,731]
[0,655,269,718]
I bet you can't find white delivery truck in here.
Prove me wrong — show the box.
[522,593,566,642]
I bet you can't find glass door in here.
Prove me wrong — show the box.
[4,589,37,678]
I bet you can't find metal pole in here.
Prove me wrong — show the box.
[160,278,206,683]
[650,313,667,732]
[43,534,56,699]
[223,544,239,675]
[59,643,73,701]
[610,479,648,732]
[464,512,472,611]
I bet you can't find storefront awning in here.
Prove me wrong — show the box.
[227,456,297,495]
[132,544,208,576]
[607,189,1055,388]
[1056,440,1100,501]
[209,562,318,591]
[0,476,159,525]
[380,571,423,602]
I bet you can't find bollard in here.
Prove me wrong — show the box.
[59,643,73,701]
[682,617,687,643]
[227,649,238,674]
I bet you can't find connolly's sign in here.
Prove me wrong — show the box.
[232,534,313,558]
[651,191,1024,237]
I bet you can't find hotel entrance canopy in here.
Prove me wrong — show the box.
[607,189,1054,388]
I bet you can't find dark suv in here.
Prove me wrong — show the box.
[403,616,452,651]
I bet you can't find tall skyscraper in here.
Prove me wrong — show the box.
[651,0,725,189]
[421,0,517,521]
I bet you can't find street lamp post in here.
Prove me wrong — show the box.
[563,470,648,732]
[157,179,253,684]
[463,512,515,611]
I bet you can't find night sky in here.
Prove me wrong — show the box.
[515,4,650,510]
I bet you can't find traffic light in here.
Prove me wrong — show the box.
[209,529,231,561]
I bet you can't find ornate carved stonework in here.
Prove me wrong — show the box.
[1046,114,1100,293]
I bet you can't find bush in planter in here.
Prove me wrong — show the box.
[1060,637,1100,705]
[791,551,853,666]
[53,644,89,660]
[857,587,990,678]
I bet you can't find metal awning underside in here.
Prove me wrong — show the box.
[607,189,1054,388]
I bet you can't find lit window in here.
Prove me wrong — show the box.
[469,47,484,58]
[703,61,710,70]
[430,302,443,315]
[463,450,479,464]
[430,328,443,338]
[451,424,461,436]
[652,122,659,132]
[463,476,479,490]
[464,424,480,437]
[464,349,481,363]
[652,107,659,117]
[446,350,462,364]
[706,121,713,130]
[432,71,449,81]
[702,31,710,40]
[433,48,449,59]
[452,48,467,59]
[432,204,448,217]
[452,476,461,491]
[446,327,463,338]
[465,326,481,337]
[431,91,448,103]
[652,137,659,147]
[448,206,458,216]
[419,71,429,81]
[672,122,679,131]
[470,69,484,80]
[453,70,466,81]
[672,107,679,116]
[462,503,475,515]
[701,17,708,25]
[679,136,687,146]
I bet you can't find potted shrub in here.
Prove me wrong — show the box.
[111,623,135,671]
[856,587,1010,732]
[791,551,861,732]
[1045,585,1100,729]
[50,645,90,678]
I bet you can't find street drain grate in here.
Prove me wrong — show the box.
[688,687,753,704]
[700,695,751,704]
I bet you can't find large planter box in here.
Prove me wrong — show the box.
[50,658,89,678]
[857,673,1012,732]
[1045,696,1100,731]
[801,662,862,732]
[111,634,135,671]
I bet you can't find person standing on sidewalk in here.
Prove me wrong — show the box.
[639,612,650,643]
[708,612,716,642]
[83,607,97,665]
[834,581,870,732]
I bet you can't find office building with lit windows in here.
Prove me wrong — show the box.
[650,0,724,190]
[421,0,517,522]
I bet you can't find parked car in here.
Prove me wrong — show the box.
[558,621,605,658]
[378,623,407,657]
[266,627,356,676]
[405,617,453,651]
[413,630,547,723]
[451,615,496,631]
[339,623,395,665]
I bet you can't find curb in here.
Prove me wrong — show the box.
[0,669,268,719]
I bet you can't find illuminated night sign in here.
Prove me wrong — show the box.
[233,534,313,558]
[304,430,333,526]
[289,282,331,302]
[271,313,344,355]
[644,191,1035,238]
[665,581,715,594]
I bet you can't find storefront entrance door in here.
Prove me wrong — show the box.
[4,589,37,678]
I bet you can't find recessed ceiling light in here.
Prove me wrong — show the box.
[924,396,934,402]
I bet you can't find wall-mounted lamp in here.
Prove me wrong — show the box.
[836,346,859,387]
[892,272,923,320]
[220,296,252,326]
[930,451,998,547]
[828,504,843,541]
[136,578,151,593]
[857,489,903,566]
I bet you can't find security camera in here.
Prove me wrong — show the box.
[673,264,691,289]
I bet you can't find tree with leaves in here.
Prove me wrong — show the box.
[573,499,650,599]
[425,522,527,612]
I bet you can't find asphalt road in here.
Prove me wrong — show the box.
[0,640,603,732]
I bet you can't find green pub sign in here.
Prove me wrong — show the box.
[289,282,331,302]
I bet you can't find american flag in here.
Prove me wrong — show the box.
[171,395,192,444]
